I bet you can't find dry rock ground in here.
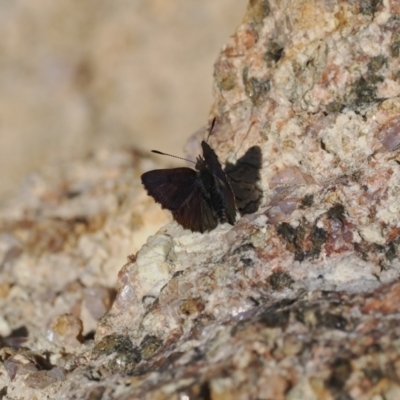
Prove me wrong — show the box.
[2,0,400,399]
[0,0,245,199]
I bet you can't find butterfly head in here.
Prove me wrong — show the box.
[194,141,210,171]
[195,155,206,171]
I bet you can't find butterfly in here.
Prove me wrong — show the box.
[141,118,237,233]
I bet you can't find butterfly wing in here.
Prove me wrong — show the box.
[141,168,198,211]
[172,185,218,233]
[201,141,237,225]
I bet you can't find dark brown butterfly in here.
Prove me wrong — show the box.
[141,118,237,233]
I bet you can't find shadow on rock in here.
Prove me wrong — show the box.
[225,146,262,216]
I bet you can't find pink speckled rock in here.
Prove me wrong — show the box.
[3,1,400,399]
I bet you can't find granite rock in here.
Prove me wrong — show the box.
[2,1,400,399]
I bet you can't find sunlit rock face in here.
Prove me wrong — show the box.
[3,1,400,399]
[91,1,400,399]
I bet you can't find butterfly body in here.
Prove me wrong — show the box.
[141,140,236,233]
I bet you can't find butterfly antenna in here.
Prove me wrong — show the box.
[151,150,196,164]
[206,117,217,142]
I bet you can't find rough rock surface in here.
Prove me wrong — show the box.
[2,0,400,399]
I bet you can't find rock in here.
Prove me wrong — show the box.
[2,1,400,399]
